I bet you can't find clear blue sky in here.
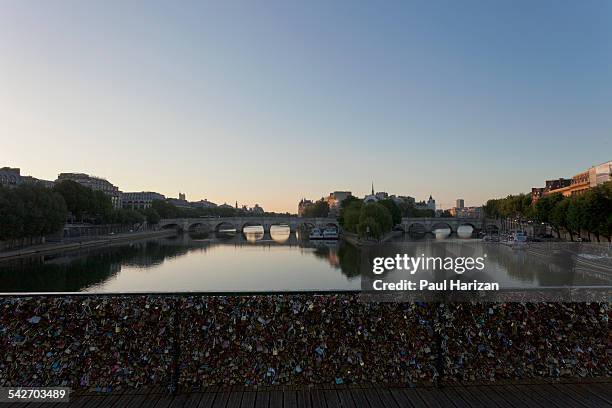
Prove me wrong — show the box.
[1,0,610,212]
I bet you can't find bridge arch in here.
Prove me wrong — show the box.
[215,221,237,233]
[241,222,265,233]
[186,222,211,232]
[161,223,182,232]
[269,222,290,230]
[407,223,426,235]
[458,222,476,230]
[431,222,453,233]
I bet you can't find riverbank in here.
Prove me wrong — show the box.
[0,229,177,261]
[341,230,402,247]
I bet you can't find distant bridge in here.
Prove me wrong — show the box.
[401,217,499,234]
[158,217,339,233]
[158,216,499,235]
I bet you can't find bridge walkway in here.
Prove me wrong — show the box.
[23,381,612,408]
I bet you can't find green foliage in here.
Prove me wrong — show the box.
[534,193,563,224]
[397,201,434,218]
[358,202,393,239]
[378,199,402,225]
[53,180,113,223]
[140,208,161,224]
[484,194,531,219]
[358,216,381,238]
[488,181,612,240]
[338,195,360,227]
[341,200,363,232]
[302,200,329,218]
[111,209,145,225]
[0,184,67,240]
[151,199,183,219]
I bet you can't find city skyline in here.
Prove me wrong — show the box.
[2,1,611,212]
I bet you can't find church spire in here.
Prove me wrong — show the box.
[371,181,374,196]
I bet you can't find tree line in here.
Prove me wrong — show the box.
[0,181,149,241]
[149,200,293,220]
[484,181,612,241]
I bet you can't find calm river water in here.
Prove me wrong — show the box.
[0,226,610,293]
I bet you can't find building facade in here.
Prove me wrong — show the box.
[298,198,314,216]
[191,199,217,209]
[451,206,482,218]
[56,173,123,208]
[532,161,612,202]
[0,167,23,187]
[22,176,55,189]
[122,191,165,209]
[456,199,465,209]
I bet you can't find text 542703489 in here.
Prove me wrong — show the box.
[0,387,71,403]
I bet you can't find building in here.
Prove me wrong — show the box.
[22,176,55,189]
[415,195,436,211]
[532,161,612,202]
[250,204,264,214]
[0,167,22,187]
[166,197,192,210]
[325,191,351,209]
[390,195,415,205]
[451,206,482,218]
[456,199,465,209]
[298,198,314,216]
[427,195,436,211]
[122,191,165,209]
[56,172,122,208]
[325,191,352,216]
[531,187,545,202]
[362,183,390,204]
[1,167,55,189]
[191,199,217,209]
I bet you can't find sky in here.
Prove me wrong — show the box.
[1,1,610,212]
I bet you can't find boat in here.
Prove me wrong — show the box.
[309,228,324,240]
[511,231,528,249]
[322,227,339,240]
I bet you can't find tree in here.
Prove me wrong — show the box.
[53,180,113,223]
[567,196,585,240]
[534,193,563,224]
[358,202,392,238]
[483,199,501,218]
[110,209,145,226]
[341,201,363,233]
[0,184,67,240]
[151,199,183,219]
[358,216,381,239]
[378,199,402,226]
[141,208,161,225]
[550,198,571,240]
[303,200,329,218]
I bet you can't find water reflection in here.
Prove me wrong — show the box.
[270,225,290,243]
[0,232,609,293]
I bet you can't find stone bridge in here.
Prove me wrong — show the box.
[158,217,339,233]
[401,217,500,234]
